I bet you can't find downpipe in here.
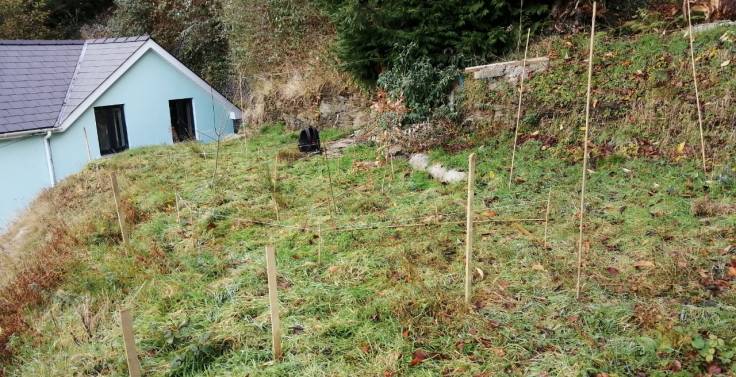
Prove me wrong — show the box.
[44,131,56,187]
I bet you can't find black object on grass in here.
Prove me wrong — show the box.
[298,127,321,153]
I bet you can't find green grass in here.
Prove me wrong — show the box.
[2,122,735,376]
[465,25,736,165]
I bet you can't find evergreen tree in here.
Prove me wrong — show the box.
[317,0,549,83]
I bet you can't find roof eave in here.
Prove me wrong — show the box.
[56,39,241,132]
[0,128,55,140]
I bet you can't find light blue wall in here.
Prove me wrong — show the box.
[0,135,52,228]
[52,50,235,181]
[0,49,236,228]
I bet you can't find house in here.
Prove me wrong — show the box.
[0,36,241,229]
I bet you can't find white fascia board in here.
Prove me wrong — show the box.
[57,39,241,133]
[147,42,242,117]
[0,128,53,140]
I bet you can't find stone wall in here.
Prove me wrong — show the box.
[464,57,549,85]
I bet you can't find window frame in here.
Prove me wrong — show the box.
[168,98,197,142]
[94,104,129,156]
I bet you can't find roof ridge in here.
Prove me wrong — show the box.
[54,42,89,127]
[0,36,149,46]
[54,37,150,127]
[84,36,150,44]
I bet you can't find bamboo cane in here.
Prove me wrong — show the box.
[576,2,597,300]
[509,28,532,189]
[685,0,708,174]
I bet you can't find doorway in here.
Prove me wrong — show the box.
[94,105,128,155]
[169,98,195,142]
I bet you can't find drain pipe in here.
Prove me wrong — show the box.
[44,131,56,187]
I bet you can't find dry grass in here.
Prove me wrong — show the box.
[0,222,78,363]
[692,196,736,216]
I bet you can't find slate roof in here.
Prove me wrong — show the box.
[0,36,149,135]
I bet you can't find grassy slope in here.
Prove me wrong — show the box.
[465,25,736,164]
[2,24,736,377]
[1,122,735,376]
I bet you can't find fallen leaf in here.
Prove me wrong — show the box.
[606,267,620,275]
[532,263,546,272]
[480,210,497,218]
[668,360,682,372]
[721,60,731,67]
[327,265,340,273]
[475,267,485,281]
[727,266,736,278]
[409,350,428,366]
[634,260,655,269]
[676,142,686,154]
[707,363,722,374]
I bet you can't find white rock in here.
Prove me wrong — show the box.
[442,170,467,184]
[409,154,430,171]
[427,164,448,181]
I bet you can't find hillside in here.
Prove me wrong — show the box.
[1,115,735,376]
[2,17,736,377]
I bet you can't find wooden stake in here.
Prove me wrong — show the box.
[576,2,597,300]
[464,153,477,307]
[238,74,249,159]
[175,193,181,225]
[389,153,395,182]
[543,187,552,249]
[265,245,282,360]
[110,172,128,244]
[509,28,532,189]
[272,158,280,221]
[322,152,338,220]
[317,224,323,265]
[119,308,142,377]
[211,134,222,187]
[82,127,92,162]
[686,0,708,174]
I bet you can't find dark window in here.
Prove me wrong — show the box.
[94,105,128,155]
[169,98,195,142]
[233,119,242,134]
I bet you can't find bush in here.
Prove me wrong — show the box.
[222,0,332,77]
[317,0,550,83]
[376,43,461,127]
[105,0,231,92]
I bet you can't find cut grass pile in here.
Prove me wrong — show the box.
[1,123,735,376]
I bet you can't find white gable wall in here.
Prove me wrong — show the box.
[51,49,235,181]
